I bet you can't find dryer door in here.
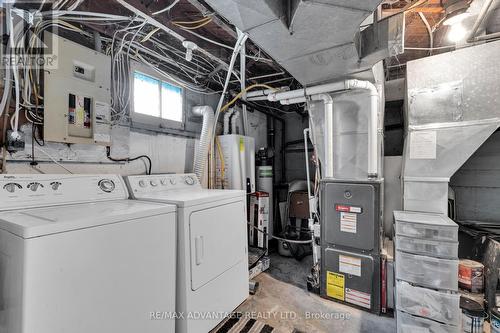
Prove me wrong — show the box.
[189,200,247,291]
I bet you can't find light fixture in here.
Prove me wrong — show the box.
[182,41,197,62]
[443,0,472,26]
[447,22,468,42]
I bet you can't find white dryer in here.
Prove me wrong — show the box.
[0,174,177,333]
[126,174,249,333]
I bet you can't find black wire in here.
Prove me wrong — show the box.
[33,125,45,146]
[106,146,152,175]
[30,124,37,166]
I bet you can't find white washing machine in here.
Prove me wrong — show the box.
[0,174,177,333]
[125,174,249,333]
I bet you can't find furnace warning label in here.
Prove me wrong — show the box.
[340,212,357,234]
[345,288,371,309]
[339,255,362,277]
[326,271,344,301]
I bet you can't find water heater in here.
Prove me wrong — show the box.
[216,135,255,192]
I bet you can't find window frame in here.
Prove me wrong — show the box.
[129,61,185,131]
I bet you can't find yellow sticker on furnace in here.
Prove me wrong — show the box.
[326,271,345,301]
[239,137,245,152]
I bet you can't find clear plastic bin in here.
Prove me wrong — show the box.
[396,281,461,326]
[396,251,458,291]
[397,311,460,333]
[394,211,458,242]
[395,236,458,259]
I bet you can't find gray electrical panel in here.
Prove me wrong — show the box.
[320,180,383,314]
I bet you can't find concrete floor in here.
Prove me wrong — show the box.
[236,252,396,333]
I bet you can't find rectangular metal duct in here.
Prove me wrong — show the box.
[205,0,394,84]
[403,40,500,214]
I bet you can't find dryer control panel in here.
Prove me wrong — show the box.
[0,174,128,211]
[126,173,201,195]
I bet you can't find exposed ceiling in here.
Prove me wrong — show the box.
[203,0,385,85]
[6,0,495,91]
[69,0,299,91]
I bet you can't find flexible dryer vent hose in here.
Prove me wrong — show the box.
[192,106,215,182]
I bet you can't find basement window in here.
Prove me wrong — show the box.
[131,68,184,130]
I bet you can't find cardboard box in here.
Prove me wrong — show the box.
[249,192,269,249]
[459,259,484,293]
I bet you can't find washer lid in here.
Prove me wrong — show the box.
[0,200,176,239]
[131,189,245,207]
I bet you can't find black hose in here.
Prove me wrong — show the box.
[106,146,152,175]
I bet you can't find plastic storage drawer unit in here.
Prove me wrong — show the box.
[396,281,460,326]
[394,211,458,242]
[396,251,458,291]
[397,311,460,333]
[395,236,458,259]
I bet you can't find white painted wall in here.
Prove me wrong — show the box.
[5,124,197,175]
[4,108,268,176]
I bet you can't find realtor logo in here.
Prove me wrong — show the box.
[1,0,58,69]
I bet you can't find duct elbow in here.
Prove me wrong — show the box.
[192,105,214,118]
[311,93,333,105]
[346,79,379,97]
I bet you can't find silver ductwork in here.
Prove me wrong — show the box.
[205,0,400,85]
[192,106,215,182]
[403,40,500,214]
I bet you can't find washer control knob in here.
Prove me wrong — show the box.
[99,179,116,193]
[29,182,42,192]
[169,178,177,185]
[4,183,19,193]
[51,182,61,191]
[150,180,158,187]
[161,179,168,186]
[184,176,195,185]
[138,180,147,188]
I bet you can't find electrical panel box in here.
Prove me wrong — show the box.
[216,135,255,192]
[43,32,111,145]
[321,247,381,314]
[320,180,383,253]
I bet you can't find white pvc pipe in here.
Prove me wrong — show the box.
[231,110,239,134]
[267,81,347,102]
[240,39,249,135]
[303,128,313,220]
[223,108,233,135]
[312,94,334,178]
[304,127,320,265]
[246,96,269,102]
[268,79,379,178]
[246,86,289,98]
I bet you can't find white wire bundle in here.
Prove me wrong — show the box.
[1,1,279,135]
